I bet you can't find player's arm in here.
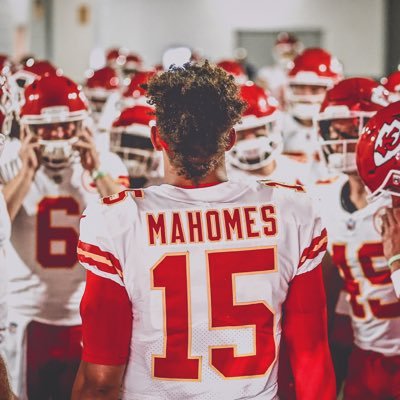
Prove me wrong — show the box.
[73,129,128,197]
[381,207,400,297]
[71,272,132,400]
[282,265,336,400]
[2,133,38,220]
[321,251,344,332]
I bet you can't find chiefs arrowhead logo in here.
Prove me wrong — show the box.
[374,119,400,166]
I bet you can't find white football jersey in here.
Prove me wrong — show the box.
[311,174,400,356]
[228,154,312,186]
[79,180,327,400]
[0,192,10,331]
[7,151,128,325]
[281,113,328,181]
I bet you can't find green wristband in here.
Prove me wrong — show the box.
[91,169,107,181]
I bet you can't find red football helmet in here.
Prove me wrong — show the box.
[381,71,400,103]
[110,104,160,178]
[217,60,248,85]
[229,82,281,170]
[106,47,126,68]
[273,32,303,69]
[316,77,389,174]
[122,70,156,106]
[13,59,59,89]
[84,66,119,114]
[356,101,400,201]
[19,74,88,169]
[286,48,343,119]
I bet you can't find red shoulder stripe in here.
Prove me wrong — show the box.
[77,240,123,277]
[298,228,328,268]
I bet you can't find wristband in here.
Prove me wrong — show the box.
[391,269,400,298]
[91,169,107,181]
[388,254,400,268]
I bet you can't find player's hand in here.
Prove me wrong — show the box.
[18,128,39,178]
[381,207,400,271]
[73,128,100,172]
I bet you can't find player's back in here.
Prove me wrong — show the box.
[79,179,326,400]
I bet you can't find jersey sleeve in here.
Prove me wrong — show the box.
[78,202,125,287]
[391,269,400,298]
[296,195,328,276]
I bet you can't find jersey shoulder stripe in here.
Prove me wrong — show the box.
[258,179,305,193]
[298,228,328,268]
[77,240,123,278]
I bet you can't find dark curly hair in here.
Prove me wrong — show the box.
[146,61,245,181]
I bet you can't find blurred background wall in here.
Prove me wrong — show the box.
[1,0,397,81]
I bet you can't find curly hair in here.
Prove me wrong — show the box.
[146,61,245,181]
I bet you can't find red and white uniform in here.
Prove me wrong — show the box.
[281,112,328,181]
[311,174,400,356]
[228,154,312,186]
[7,152,127,324]
[3,148,127,397]
[79,180,327,400]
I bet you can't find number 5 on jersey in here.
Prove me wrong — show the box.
[151,247,277,381]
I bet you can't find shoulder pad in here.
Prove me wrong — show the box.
[101,189,144,205]
[258,179,306,193]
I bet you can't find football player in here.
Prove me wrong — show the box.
[228,81,311,185]
[73,61,335,400]
[110,103,163,187]
[356,101,400,299]
[312,77,400,399]
[256,32,303,106]
[282,48,343,180]
[1,73,128,399]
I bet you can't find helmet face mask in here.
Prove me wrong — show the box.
[110,127,159,178]
[25,120,82,170]
[19,74,88,170]
[229,120,283,171]
[286,83,330,120]
[316,113,373,174]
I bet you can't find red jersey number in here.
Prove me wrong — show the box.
[332,242,400,319]
[37,197,80,269]
[151,247,276,380]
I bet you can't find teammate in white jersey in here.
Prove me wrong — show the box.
[2,74,128,400]
[228,81,311,186]
[256,32,302,106]
[73,61,335,400]
[110,103,163,188]
[282,48,343,181]
[312,77,400,399]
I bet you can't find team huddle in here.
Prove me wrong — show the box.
[0,32,399,400]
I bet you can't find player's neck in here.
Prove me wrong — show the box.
[348,174,368,210]
[163,155,228,188]
[250,159,277,177]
